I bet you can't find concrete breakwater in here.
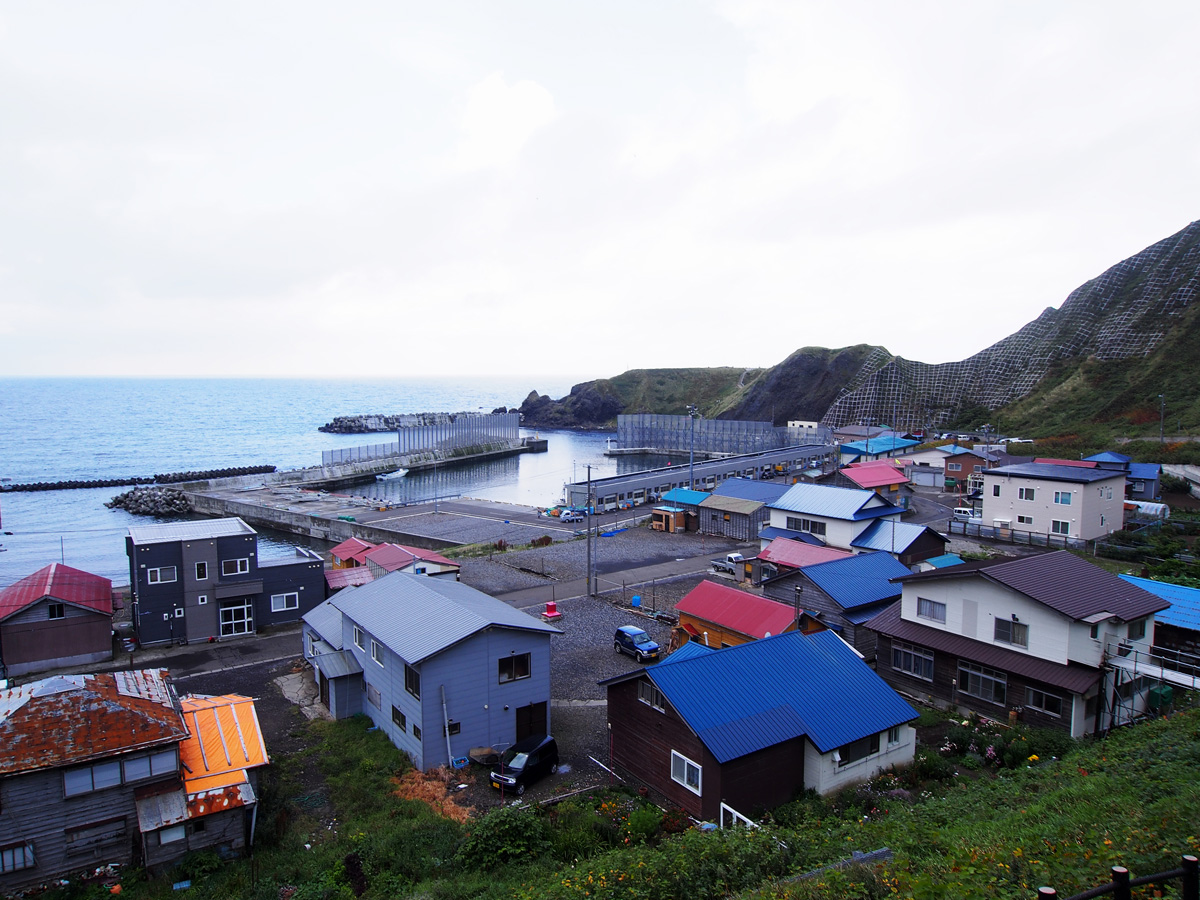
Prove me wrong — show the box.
[1,465,278,492]
[318,410,512,434]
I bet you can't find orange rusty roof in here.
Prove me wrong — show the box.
[0,669,186,776]
[178,694,269,794]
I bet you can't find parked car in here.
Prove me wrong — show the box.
[614,625,660,662]
[490,734,559,796]
[952,507,982,522]
[560,511,584,523]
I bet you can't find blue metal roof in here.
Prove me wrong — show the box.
[844,602,896,625]
[656,641,715,666]
[1119,575,1200,631]
[851,520,944,554]
[645,630,916,761]
[712,480,792,503]
[926,553,965,569]
[840,437,920,455]
[1085,451,1132,464]
[801,551,911,609]
[771,483,901,520]
[759,526,825,544]
[662,488,710,506]
[1128,462,1161,480]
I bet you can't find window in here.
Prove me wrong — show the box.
[947,463,962,472]
[405,663,421,699]
[159,824,186,845]
[498,653,531,683]
[353,626,364,649]
[1106,487,1113,500]
[64,750,175,797]
[639,679,667,712]
[174,608,184,619]
[65,818,127,854]
[198,595,207,605]
[1127,618,1147,641]
[0,842,35,874]
[195,561,208,580]
[366,683,381,709]
[271,592,299,612]
[1133,481,1145,492]
[958,662,1007,704]
[1054,491,1072,505]
[992,484,1001,497]
[1100,515,1107,527]
[837,733,881,766]
[412,725,422,740]
[670,750,702,795]
[392,706,406,731]
[443,721,461,737]
[371,640,384,666]
[221,558,250,576]
[887,726,901,745]
[892,641,934,681]
[1018,487,1035,501]
[1051,520,1070,535]
[48,602,65,620]
[147,566,177,584]
[1025,687,1064,717]
[1017,515,1033,525]
[917,597,946,624]
[784,516,827,536]
[219,599,253,637]
[994,618,1029,648]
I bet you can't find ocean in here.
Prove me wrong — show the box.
[0,377,656,588]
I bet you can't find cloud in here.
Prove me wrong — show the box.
[450,72,557,172]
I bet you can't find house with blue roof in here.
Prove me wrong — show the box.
[697,479,792,541]
[300,572,560,770]
[1084,453,1162,501]
[762,551,911,661]
[766,483,903,551]
[839,436,920,466]
[1119,575,1200,658]
[601,630,917,820]
[849,520,949,567]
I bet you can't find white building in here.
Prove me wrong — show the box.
[981,461,1126,541]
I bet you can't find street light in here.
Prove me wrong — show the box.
[1159,394,1166,445]
[687,405,699,489]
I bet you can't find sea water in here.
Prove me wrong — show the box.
[0,377,651,587]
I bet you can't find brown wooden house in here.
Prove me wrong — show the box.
[0,563,113,678]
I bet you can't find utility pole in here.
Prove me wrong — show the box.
[687,405,698,489]
[586,465,592,598]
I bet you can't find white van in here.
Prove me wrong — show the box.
[952,507,981,522]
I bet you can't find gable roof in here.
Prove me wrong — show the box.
[985,462,1124,484]
[330,537,376,564]
[0,563,112,621]
[801,551,911,610]
[364,543,457,572]
[841,465,909,490]
[925,553,966,569]
[840,437,920,455]
[698,494,763,516]
[0,670,186,776]
[711,479,792,504]
[758,538,852,569]
[657,641,715,666]
[851,520,947,555]
[674,580,798,639]
[606,631,916,762]
[179,694,269,795]
[302,601,346,647]
[1119,575,1200,631]
[1128,462,1161,480]
[128,517,255,545]
[759,526,827,545]
[325,566,375,591]
[1085,452,1132,465]
[330,571,560,664]
[662,488,710,507]
[771,483,902,521]
[899,550,1169,621]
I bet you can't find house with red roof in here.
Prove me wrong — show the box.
[674,579,799,649]
[838,459,910,504]
[752,538,852,584]
[363,543,460,580]
[0,563,113,678]
[330,537,376,569]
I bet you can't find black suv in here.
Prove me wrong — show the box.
[489,734,559,796]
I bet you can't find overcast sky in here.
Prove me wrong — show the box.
[2,2,1198,383]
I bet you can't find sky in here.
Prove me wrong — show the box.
[2,1,1199,384]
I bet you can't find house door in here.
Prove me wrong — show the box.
[319,672,329,707]
[515,701,548,742]
[219,598,255,637]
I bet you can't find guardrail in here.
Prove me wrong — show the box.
[1036,855,1198,900]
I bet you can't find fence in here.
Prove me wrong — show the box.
[1036,855,1197,900]
[323,442,401,466]
[321,412,521,466]
[617,414,789,456]
[946,520,1086,551]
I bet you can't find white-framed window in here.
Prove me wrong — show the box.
[638,679,667,712]
[353,626,363,649]
[1128,618,1146,641]
[994,618,1029,648]
[1018,487,1035,501]
[405,663,421,699]
[366,683,381,708]
[1106,487,1113,499]
[159,824,186,845]
[371,640,384,666]
[784,516,827,536]
[958,662,1007,704]
[887,726,902,745]
[1054,491,1072,505]
[1025,687,1064,717]
[1017,515,1033,525]
[221,558,250,576]
[198,595,207,605]
[195,561,208,580]
[670,750,702,795]
[892,640,934,681]
[947,463,962,472]
[1051,520,1070,535]
[147,566,177,584]
[1133,481,1145,492]
[219,598,253,637]
[498,653,531,683]
[174,608,184,619]
[0,842,36,873]
[917,597,946,624]
[837,733,880,766]
[271,592,299,612]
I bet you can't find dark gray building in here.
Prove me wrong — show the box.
[126,518,324,646]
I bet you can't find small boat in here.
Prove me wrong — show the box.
[377,468,409,480]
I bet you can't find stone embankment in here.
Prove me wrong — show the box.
[1,465,276,492]
[106,487,192,516]
[318,410,512,434]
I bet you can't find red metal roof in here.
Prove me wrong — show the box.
[364,543,457,572]
[326,567,375,590]
[330,537,376,565]
[0,563,112,621]
[675,580,798,639]
[0,669,187,776]
[840,465,909,489]
[757,539,852,569]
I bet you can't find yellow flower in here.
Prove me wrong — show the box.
[1028,754,1039,762]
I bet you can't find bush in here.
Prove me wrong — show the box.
[456,806,551,870]
[910,749,957,783]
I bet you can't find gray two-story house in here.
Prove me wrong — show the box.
[126,518,324,646]
[302,572,561,769]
